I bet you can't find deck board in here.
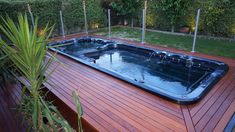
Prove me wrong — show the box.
[0,82,28,132]
[57,54,183,116]
[57,56,183,118]
[194,80,235,131]
[47,62,178,131]
[214,99,235,131]
[192,74,235,124]
[181,105,195,132]
[46,34,235,131]
[202,87,235,131]
[49,62,184,123]
[188,68,235,116]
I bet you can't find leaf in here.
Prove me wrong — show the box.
[0,13,73,131]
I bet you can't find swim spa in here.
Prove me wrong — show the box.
[49,36,228,104]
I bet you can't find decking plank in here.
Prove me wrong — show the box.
[194,79,235,131]
[192,73,235,124]
[50,59,186,127]
[47,74,136,131]
[45,79,114,132]
[47,84,149,132]
[0,82,28,132]
[202,86,235,131]
[49,61,185,126]
[214,99,235,131]
[181,105,195,132]
[48,64,174,131]
[56,54,183,117]
[189,68,235,117]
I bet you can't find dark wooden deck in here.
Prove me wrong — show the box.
[0,82,28,132]
[46,34,235,131]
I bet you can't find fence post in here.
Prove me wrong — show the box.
[192,9,201,53]
[141,9,146,43]
[59,10,65,38]
[27,4,35,27]
[108,9,111,38]
[83,0,88,34]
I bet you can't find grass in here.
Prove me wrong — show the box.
[95,27,235,59]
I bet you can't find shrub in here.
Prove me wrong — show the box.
[62,0,105,34]
[0,14,73,131]
[0,0,62,36]
[198,0,235,37]
[0,0,105,35]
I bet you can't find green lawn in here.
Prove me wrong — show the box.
[94,27,235,59]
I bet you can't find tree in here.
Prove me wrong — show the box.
[110,0,142,27]
[156,0,191,32]
[197,0,235,36]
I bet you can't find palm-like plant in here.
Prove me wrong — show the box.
[0,49,10,88]
[72,91,83,132]
[0,14,73,131]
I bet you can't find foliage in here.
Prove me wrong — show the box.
[110,0,142,16]
[86,0,106,28]
[63,0,105,33]
[155,0,191,31]
[29,0,62,31]
[0,0,105,35]
[142,0,235,36]
[0,0,62,35]
[0,48,11,88]
[72,91,83,132]
[0,14,73,131]
[1,0,235,37]
[146,13,155,28]
[197,0,235,37]
[63,0,84,32]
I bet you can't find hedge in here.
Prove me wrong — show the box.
[62,0,105,34]
[0,0,62,36]
[104,0,235,38]
[1,0,234,37]
[147,0,235,37]
[0,0,105,36]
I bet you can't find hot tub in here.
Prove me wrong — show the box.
[49,36,228,104]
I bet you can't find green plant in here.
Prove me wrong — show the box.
[63,0,84,32]
[29,0,62,34]
[86,0,105,28]
[0,14,73,131]
[110,0,141,16]
[0,49,9,88]
[155,0,191,32]
[110,0,141,26]
[196,0,235,37]
[72,91,83,132]
[63,0,105,33]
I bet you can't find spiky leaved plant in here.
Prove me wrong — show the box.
[0,48,10,88]
[0,14,73,131]
[72,91,83,132]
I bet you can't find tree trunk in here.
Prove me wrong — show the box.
[171,25,175,32]
[123,16,125,25]
[131,16,134,28]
